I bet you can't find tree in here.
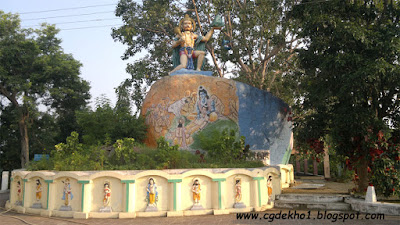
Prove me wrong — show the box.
[112,0,300,111]
[0,105,61,171]
[0,104,21,170]
[0,11,90,167]
[292,0,400,193]
[198,0,300,104]
[76,96,147,146]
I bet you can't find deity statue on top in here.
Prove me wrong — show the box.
[169,14,222,75]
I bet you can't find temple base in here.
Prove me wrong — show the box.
[191,203,204,210]
[170,69,213,76]
[233,202,246,208]
[31,202,42,209]
[60,205,72,211]
[15,201,22,206]
[100,206,112,212]
[145,205,158,212]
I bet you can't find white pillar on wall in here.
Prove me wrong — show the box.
[119,180,136,218]
[1,171,9,191]
[175,181,182,211]
[22,178,29,207]
[46,180,56,210]
[129,182,136,212]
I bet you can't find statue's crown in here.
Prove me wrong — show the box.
[179,14,196,30]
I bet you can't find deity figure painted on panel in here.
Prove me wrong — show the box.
[15,179,22,206]
[145,177,158,212]
[35,179,42,202]
[175,117,190,148]
[185,86,217,134]
[103,181,111,206]
[31,179,43,208]
[62,178,73,206]
[267,176,273,204]
[100,181,112,212]
[233,177,246,208]
[165,85,229,150]
[235,178,242,203]
[190,178,204,210]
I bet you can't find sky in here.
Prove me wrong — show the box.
[1,0,136,108]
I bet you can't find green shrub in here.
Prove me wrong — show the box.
[110,138,136,164]
[198,128,247,163]
[28,131,264,171]
[44,132,101,171]
[155,137,193,169]
[135,153,157,170]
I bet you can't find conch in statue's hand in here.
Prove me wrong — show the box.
[210,15,224,29]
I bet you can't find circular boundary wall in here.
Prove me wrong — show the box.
[6,165,294,219]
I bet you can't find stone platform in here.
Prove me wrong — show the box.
[6,165,294,219]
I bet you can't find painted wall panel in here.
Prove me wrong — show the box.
[142,74,292,165]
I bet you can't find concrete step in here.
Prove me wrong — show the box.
[276,194,349,203]
[295,174,325,180]
[274,200,351,211]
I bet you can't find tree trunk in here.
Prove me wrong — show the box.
[323,147,331,178]
[313,159,318,175]
[18,112,29,168]
[356,156,369,192]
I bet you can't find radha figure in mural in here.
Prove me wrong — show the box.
[175,118,190,148]
[146,178,158,207]
[62,178,73,206]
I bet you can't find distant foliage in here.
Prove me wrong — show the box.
[76,97,147,146]
[29,132,101,171]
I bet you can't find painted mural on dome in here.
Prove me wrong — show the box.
[143,76,239,149]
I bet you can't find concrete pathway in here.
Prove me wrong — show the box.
[283,176,355,194]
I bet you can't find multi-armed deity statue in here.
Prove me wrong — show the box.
[169,14,222,75]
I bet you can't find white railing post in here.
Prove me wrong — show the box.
[1,171,9,191]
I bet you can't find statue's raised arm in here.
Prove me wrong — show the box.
[169,14,221,75]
